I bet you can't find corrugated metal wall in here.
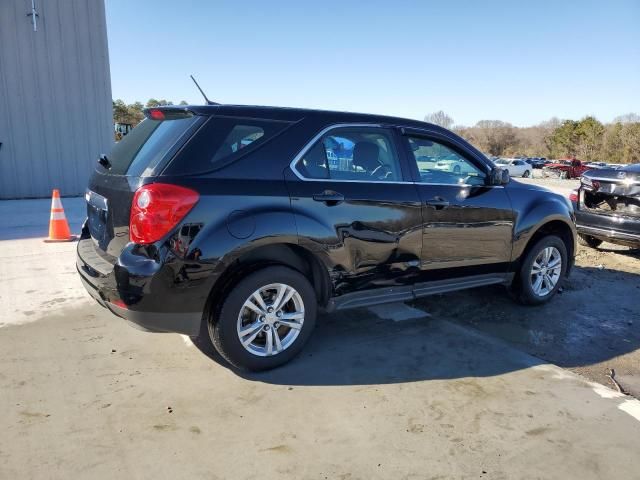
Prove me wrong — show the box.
[0,0,113,199]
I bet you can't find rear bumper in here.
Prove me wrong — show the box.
[76,237,204,336]
[575,209,640,247]
[78,271,202,334]
[576,224,640,247]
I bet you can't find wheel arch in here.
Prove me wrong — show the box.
[516,217,576,275]
[204,243,332,326]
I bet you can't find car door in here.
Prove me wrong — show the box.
[285,125,423,293]
[400,128,515,279]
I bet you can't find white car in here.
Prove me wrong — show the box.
[494,158,532,178]
[432,158,477,175]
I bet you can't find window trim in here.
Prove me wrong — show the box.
[289,123,413,184]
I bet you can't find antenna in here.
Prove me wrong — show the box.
[190,75,218,105]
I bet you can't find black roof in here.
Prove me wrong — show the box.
[155,103,442,131]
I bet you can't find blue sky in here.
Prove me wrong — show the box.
[105,0,639,127]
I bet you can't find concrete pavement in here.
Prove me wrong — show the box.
[1,192,640,479]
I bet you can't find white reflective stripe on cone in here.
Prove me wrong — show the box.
[50,211,66,220]
[51,197,63,209]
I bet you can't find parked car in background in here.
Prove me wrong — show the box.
[494,158,533,177]
[529,158,549,169]
[570,163,640,249]
[542,158,590,179]
[432,157,478,175]
[584,162,608,169]
[77,104,576,370]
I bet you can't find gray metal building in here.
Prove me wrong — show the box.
[0,0,113,199]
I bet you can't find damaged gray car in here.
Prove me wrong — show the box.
[570,163,640,249]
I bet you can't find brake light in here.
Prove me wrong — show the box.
[569,189,579,202]
[148,109,165,121]
[130,184,199,244]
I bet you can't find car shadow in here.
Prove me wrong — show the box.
[191,310,543,386]
[595,246,640,258]
[192,263,640,387]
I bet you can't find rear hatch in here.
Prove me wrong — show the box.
[580,166,640,218]
[86,110,204,259]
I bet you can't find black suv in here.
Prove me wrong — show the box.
[77,105,576,370]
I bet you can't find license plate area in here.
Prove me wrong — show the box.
[86,190,109,246]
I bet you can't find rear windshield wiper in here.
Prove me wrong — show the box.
[98,154,111,169]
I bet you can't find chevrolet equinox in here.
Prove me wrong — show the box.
[77,105,576,370]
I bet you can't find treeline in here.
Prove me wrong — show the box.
[425,111,640,163]
[111,101,639,164]
[112,99,188,125]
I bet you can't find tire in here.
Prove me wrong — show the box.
[453,165,461,174]
[523,170,531,178]
[208,266,317,371]
[512,235,568,305]
[578,234,603,249]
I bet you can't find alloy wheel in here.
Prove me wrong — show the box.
[530,246,562,296]
[236,283,305,357]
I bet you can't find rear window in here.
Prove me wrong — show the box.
[164,116,291,175]
[101,116,200,176]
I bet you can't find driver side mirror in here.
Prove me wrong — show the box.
[489,167,510,186]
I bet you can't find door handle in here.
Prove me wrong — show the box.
[425,197,449,210]
[313,190,344,205]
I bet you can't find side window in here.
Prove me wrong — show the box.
[211,125,264,163]
[163,116,291,175]
[295,127,403,182]
[406,136,486,186]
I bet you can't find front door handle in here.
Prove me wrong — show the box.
[425,197,449,210]
[313,190,344,205]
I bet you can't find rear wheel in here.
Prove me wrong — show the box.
[512,235,567,305]
[453,165,461,174]
[578,234,603,249]
[209,266,317,371]
[523,169,531,178]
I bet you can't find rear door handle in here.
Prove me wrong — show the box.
[425,197,449,209]
[313,190,344,205]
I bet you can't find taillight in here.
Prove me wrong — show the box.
[569,189,579,202]
[130,184,199,244]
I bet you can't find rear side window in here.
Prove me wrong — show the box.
[101,117,200,176]
[164,116,291,175]
[211,125,265,163]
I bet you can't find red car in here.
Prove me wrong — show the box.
[542,157,591,179]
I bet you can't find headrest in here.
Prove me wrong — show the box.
[353,142,380,170]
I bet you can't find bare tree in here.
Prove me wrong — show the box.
[424,110,454,130]
[613,113,640,124]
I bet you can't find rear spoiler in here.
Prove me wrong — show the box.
[143,106,206,120]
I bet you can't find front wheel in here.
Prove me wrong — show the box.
[209,266,317,371]
[512,235,567,305]
[578,234,603,249]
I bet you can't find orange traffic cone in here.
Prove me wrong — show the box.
[44,189,76,242]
